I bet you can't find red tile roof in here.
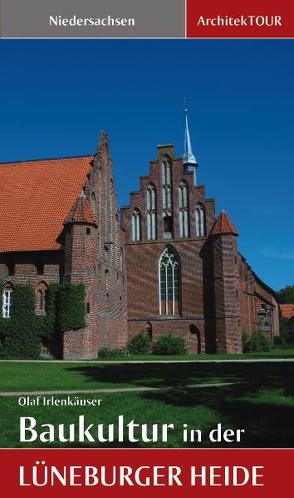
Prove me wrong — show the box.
[0,156,93,252]
[280,304,294,320]
[65,194,97,226]
[210,211,239,236]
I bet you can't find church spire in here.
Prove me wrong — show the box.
[183,102,198,185]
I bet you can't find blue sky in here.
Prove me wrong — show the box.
[0,40,293,291]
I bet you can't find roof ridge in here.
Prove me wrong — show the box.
[0,154,93,165]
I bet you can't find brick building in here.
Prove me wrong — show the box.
[0,118,279,359]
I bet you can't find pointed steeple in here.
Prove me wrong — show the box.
[210,211,238,237]
[183,102,198,184]
[64,192,97,226]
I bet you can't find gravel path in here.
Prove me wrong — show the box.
[0,382,238,397]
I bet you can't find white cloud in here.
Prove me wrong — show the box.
[261,246,294,261]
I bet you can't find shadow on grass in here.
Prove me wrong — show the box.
[142,382,294,447]
[66,362,294,447]
[67,362,294,391]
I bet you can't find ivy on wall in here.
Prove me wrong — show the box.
[57,283,86,333]
[0,282,86,359]
[2,284,40,359]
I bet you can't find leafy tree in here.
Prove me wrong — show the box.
[276,285,294,304]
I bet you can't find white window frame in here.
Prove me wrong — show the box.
[2,288,12,318]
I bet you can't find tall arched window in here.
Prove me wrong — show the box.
[2,284,12,318]
[179,182,189,238]
[159,247,180,315]
[195,204,206,237]
[161,157,172,209]
[131,209,141,242]
[146,184,156,240]
[36,282,48,314]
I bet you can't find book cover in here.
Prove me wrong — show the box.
[0,0,293,496]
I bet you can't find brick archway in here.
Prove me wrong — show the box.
[186,324,201,354]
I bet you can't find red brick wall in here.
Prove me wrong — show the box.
[63,222,99,360]
[239,256,280,341]
[0,251,61,285]
[128,319,204,354]
[212,234,242,353]
[122,142,280,355]
[0,138,279,358]
[86,132,128,352]
[122,144,216,353]
[63,133,128,359]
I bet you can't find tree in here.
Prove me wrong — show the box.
[276,285,294,304]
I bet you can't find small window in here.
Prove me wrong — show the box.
[86,227,91,236]
[86,303,90,314]
[163,215,173,234]
[36,261,44,275]
[2,287,12,318]
[36,282,48,314]
[7,263,15,276]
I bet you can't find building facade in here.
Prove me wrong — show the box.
[0,122,279,358]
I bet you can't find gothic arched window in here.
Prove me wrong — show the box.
[159,247,180,315]
[195,204,206,237]
[36,282,48,314]
[131,209,141,242]
[179,182,189,238]
[146,184,156,240]
[161,157,172,209]
[2,284,13,318]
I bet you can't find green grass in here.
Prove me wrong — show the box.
[96,348,294,361]
[0,359,294,392]
[1,382,294,448]
[0,360,293,448]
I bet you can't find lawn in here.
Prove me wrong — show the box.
[0,382,294,448]
[96,348,294,361]
[0,358,294,392]
[0,360,293,448]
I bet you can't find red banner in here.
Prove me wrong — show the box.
[1,448,293,496]
[187,0,294,38]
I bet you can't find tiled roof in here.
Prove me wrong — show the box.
[210,211,239,236]
[65,194,97,226]
[280,304,294,320]
[0,155,93,252]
